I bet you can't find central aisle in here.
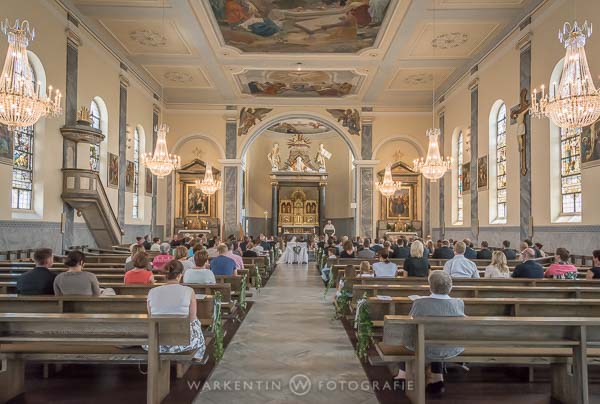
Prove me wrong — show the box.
[195,263,377,403]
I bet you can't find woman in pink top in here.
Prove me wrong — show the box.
[152,243,174,271]
[544,248,577,280]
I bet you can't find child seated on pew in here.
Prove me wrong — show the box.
[544,248,577,280]
[320,247,338,284]
[358,261,374,277]
[124,252,155,285]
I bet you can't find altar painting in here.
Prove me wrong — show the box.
[184,183,213,216]
[386,187,412,220]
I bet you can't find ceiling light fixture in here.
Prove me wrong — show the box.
[0,19,62,128]
[142,123,180,178]
[376,164,402,198]
[195,164,221,195]
[531,21,600,128]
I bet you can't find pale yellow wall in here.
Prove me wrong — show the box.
[436,0,600,230]
[0,0,158,229]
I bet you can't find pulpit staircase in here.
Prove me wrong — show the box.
[61,168,123,249]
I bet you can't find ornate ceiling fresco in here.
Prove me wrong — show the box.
[71,0,540,107]
[235,69,364,97]
[206,0,395,54]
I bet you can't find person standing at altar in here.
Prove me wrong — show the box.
[324,220,336,242]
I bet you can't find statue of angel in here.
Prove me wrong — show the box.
[315,143,332,172]
[267,142,281,171]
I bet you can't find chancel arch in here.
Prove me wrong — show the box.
[241,115,358,238]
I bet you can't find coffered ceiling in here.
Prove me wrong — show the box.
[65,0,542,109]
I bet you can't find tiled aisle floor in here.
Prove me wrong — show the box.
[195,263,377,404]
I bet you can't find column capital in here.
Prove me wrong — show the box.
[468,77,479,91]
[218,158,244,168]
[65,28,82,48]
[153,104,161,115]
[353,159,379,167]
[517,32,533,51]
[119,74,130,88]
[224,106,238,122]
[361,107,375,125]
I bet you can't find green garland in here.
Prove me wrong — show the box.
[211,291,224,362]
[254,266,262,294]
[323,268,335,299]
[334,289,351,320]
[355,293,373,361]
[239,274,248,311]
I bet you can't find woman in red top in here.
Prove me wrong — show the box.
[124,252,155,285]
[544,247,578,280]
[152,243,174,270]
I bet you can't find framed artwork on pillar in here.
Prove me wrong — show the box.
[0,124,13,165]
[462,162,471,192]
[477,156,488,190]
[145,168,153,196]
[184,183,213,217]
[125,160,135,192]
[107,152,119,188]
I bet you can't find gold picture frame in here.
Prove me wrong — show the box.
[386,186,413,220]
[184,183,213,217]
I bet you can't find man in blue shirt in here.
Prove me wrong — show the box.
[210,244,238,276]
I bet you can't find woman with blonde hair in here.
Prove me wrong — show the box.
[403,240,430,277]
[174,245,194,273]
[485,251,510,278]
[359,261,372,276]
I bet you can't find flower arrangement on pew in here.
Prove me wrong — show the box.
[211,291,224,361]
[239,274,248,311]
[355,293,373,361]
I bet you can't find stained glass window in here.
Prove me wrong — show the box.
[560,127,582,214]
[496,103,507,219]
[12,125,34,210]
[89,100,100,172]
[132,128,140,219]
[457,131,464,223]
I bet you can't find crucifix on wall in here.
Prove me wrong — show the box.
[510,88,530,176]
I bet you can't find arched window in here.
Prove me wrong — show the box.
[89,99,101,172]
[496,104,507,219]
[11,64,37,210]
[132,127,140,219]
[559,127,582,214]
[456,131,464,223]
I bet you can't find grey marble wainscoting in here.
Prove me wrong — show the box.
[477,227,520,249]
[533,226,600,256]
[432,227,472,243]
[0,221,162,252]
[194,264,376,404]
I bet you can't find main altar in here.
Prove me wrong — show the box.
[267,133,330,238]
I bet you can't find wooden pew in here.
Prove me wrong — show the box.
[0,272,166,283]
[0,294,214,328]
[0,313,193,404]
[358,275,600,288]
[351,284,600,303]
[365,296,600,325]
[381,315,600,404]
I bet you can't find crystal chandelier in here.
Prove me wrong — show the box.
[0,19,62,128]
[195,164,221,195]
[376,164,402,198]
[142,124,180,178]
[414,128,453,182]
[531,21,600,129]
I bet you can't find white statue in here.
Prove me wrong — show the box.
[267,143,281,171]
[294,156,306,172]
[315,143,332,172]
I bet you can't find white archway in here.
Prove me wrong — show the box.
[171,133,226,159]
[239,111,360,161]
[372,135,426,160]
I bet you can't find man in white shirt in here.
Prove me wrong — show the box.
[443,241,480,278]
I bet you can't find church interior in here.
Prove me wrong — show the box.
[1,0,600,402]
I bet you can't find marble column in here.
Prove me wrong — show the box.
[166,172,173,238]
[271,182,279,236]
[519,37,533,241]
[438,112,446,240]
[117,75,129,228]
[469,79,479,243]
[221,108,240,237]
[318,183,326,235]
[423,178,430,238]
[355,160,378,239]
[61,29,81,252]
[151,107,159,237]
